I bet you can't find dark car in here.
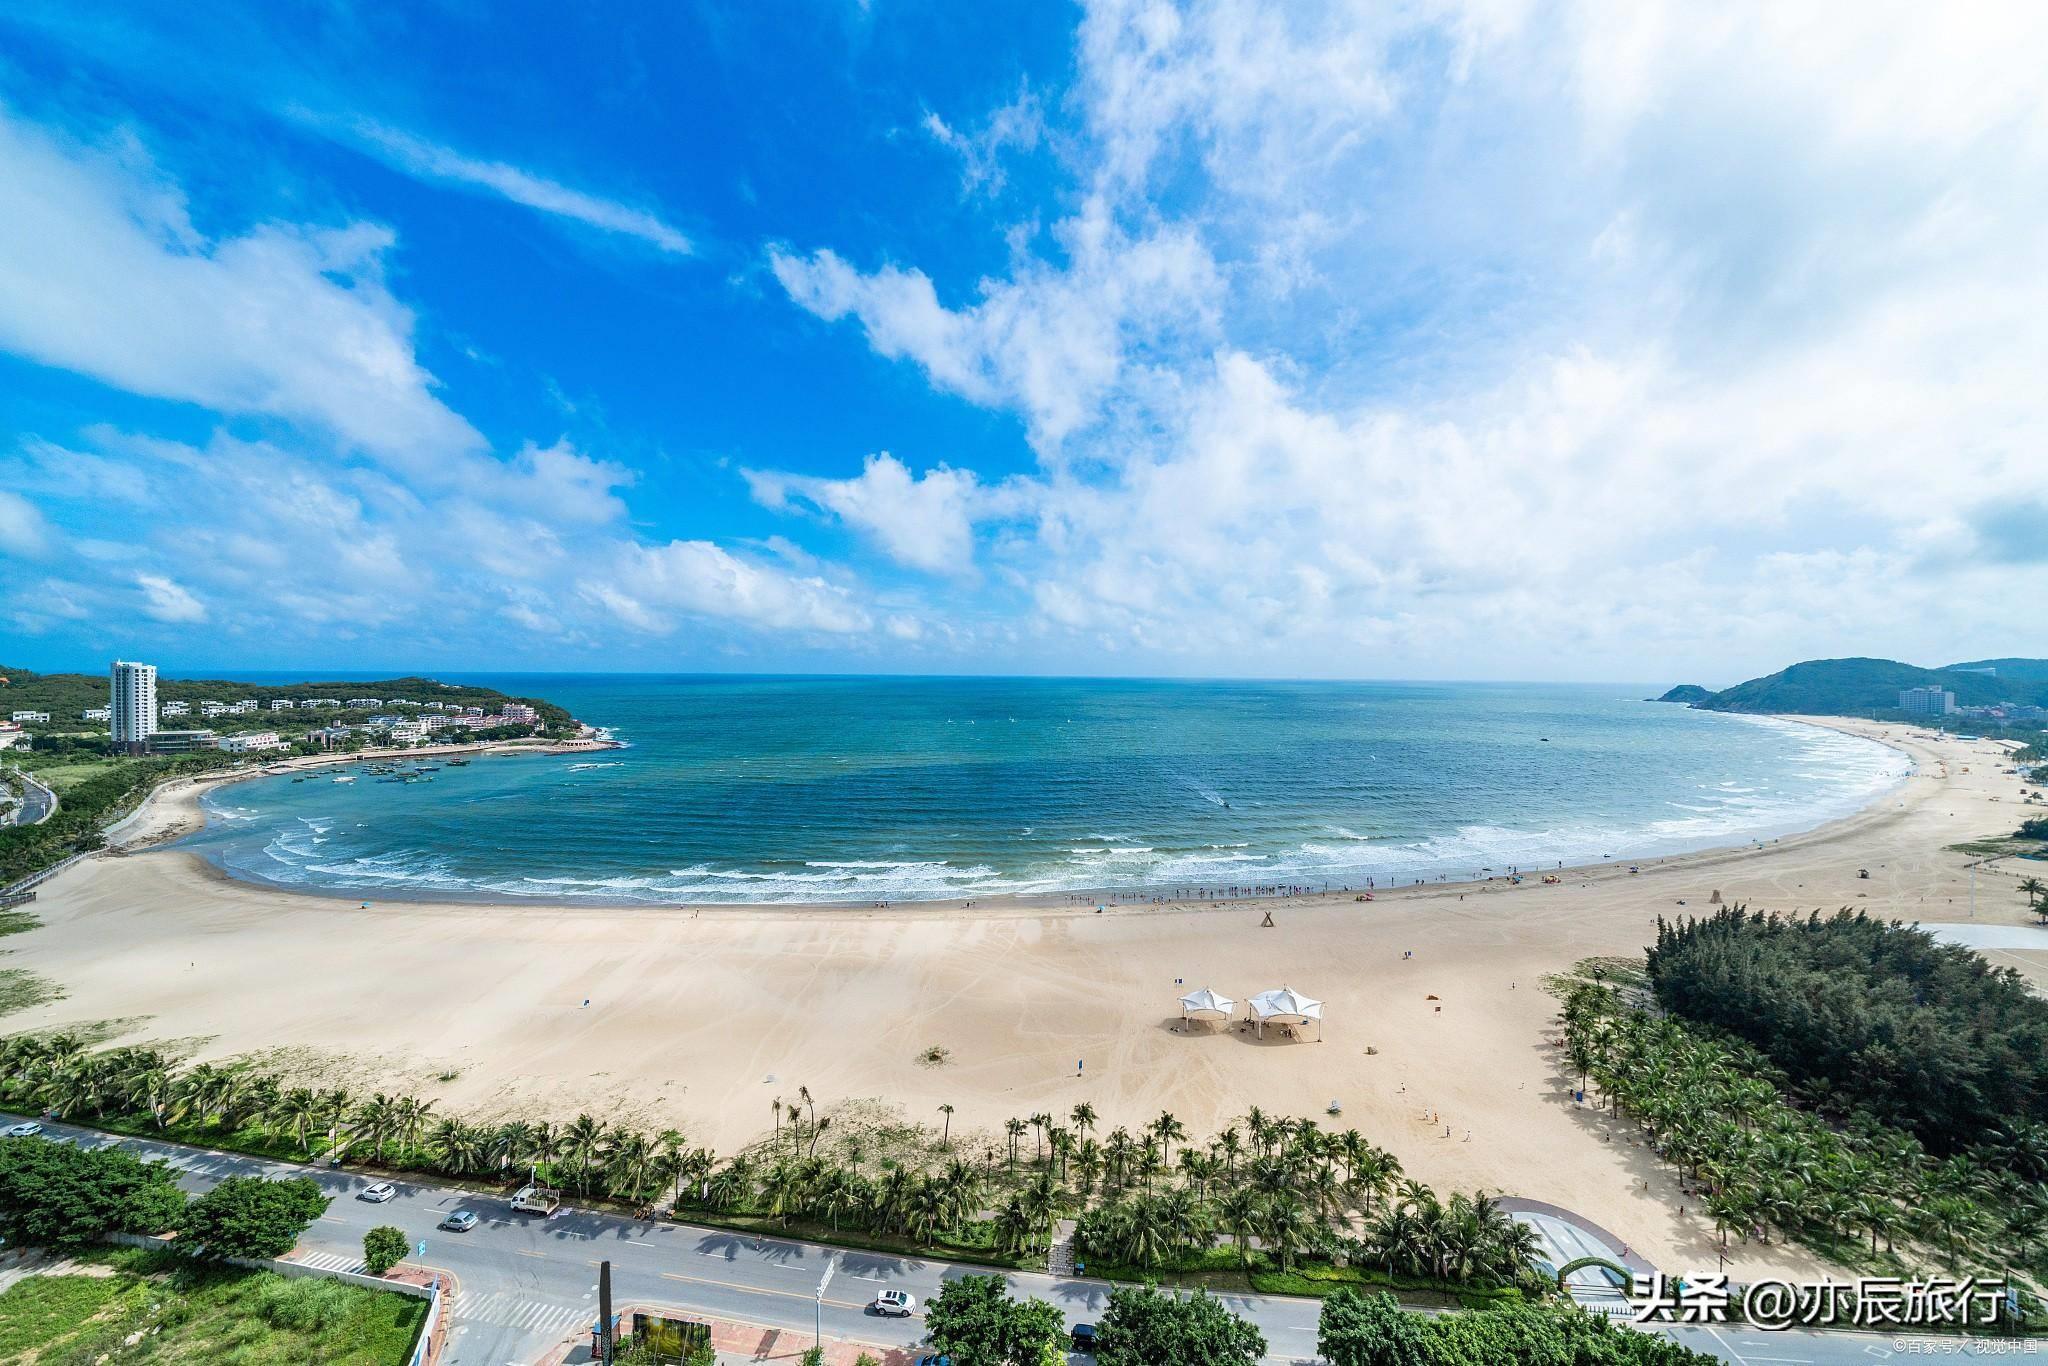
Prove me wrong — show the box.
[913,1356,952,1366]
[1071,1322,1098,1353]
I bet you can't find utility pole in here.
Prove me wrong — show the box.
[815,1254,837,1348]
[598,1260,614,1365]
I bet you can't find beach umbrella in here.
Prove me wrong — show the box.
[1178,987,1235,1026]
[1248,986,1324,1040]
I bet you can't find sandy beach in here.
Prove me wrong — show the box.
[6,718,2045,1282]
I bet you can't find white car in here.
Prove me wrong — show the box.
[358,1181,397,1203]
[3,1121,42,1138]
[872,1289,917,1316]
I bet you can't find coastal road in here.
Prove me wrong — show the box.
[4,1116,2033,1365]
[0,769,55,827]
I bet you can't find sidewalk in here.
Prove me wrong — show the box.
[536,1305,912,1366]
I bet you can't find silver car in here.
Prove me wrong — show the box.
[3,1121,43,1138]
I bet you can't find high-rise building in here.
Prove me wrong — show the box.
[1898,685,1955,715]
[110,659,158,748]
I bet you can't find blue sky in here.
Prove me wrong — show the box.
[2,2,2044,684]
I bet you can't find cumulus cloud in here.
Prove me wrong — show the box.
[0,106,482,468]
[746,452,1025,575]
[593,541,870,634]
[762,0,2048,677]
[135,572,207,623]
[769,197,1218,447]
[3,425,886,654]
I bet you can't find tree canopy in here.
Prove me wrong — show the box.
[1646,906,2048,1152]
[177,1175,329,1260]
[921,1274,1064,1366]
[0,1134,186,1249]
[1318,1289,1720,1366]
[1093,1284,1265,1366]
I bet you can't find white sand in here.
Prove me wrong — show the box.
[7,719,2043,1281]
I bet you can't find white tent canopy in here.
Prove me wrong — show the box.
[1248,986,1324,1040]
[1178,987,1235,1023]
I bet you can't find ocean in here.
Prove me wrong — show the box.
[182,676,1909,906]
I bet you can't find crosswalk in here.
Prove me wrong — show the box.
[450,1289,592,1335]
[291,1251,366,1275]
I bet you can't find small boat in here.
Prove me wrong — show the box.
[332,775,356,783]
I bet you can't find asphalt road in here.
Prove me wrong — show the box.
[1,770,55,828]
[5,1116,2035,1365]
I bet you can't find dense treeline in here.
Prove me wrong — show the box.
[0,1135,325,1260]
[1562,978,2048,1286]
[1,1035,1545,1303]
[1646,907,2048,1153]
[1,752,236,885]
[1317,1288,1718,1365]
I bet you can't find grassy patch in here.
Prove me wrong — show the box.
[669,1204,1034,1271]
[18,755,125,795]
[0,1249,426,1363]
[0,965,63,1018]
[0,908,40,938]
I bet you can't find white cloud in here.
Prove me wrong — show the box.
[319,117,692,256]
[135,572,207,623]
[761,0,2048,678]
[0,107,481,468]
[0,490,49,557]
[594,541,870,635]
[746,452,1022,575]
[922,83,1044,195]
[769,197,1218,447]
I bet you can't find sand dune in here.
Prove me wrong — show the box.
[6,719,2043,1282]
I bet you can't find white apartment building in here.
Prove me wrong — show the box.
[1899,686,1956,715]
[201,703,229,718]
[500,703,540,725]
[0,723,26,751]
[388,720,429,744]
[219,731,287,754]
[11,710,50,723]
[161,700,191,717]
[228,700,258,714]
[345,697,383,709]
[82,707,111,721]
[270,699,294,711]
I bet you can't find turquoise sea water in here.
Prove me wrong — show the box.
[183,676,1908,905]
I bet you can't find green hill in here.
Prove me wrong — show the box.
[1653,684,1713,704]
[1688,657,2048,716]
[1945,657,2048,684]
[0,667,577,734]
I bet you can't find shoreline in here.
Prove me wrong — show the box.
[162,712,1914,919]
[105,735,623,853]
[7,716,2041,1289]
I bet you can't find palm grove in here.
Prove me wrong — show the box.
[1562,906,2048,1309]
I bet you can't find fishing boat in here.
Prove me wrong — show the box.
[332,774,356,783]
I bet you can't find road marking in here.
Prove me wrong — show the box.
[656,1269,869,1311]
[514,1248,547,1259]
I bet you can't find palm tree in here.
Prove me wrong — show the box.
[1070,1102,1097,1146]
[937,1103,954,1148]
[1005,1117,1028,1168]
[275,1088,320,1153]
[1218,1186,1263,1268]
[1262,1192,1314,1273]
[1152,1112,1185,1168]
[560,1113,606,1196]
